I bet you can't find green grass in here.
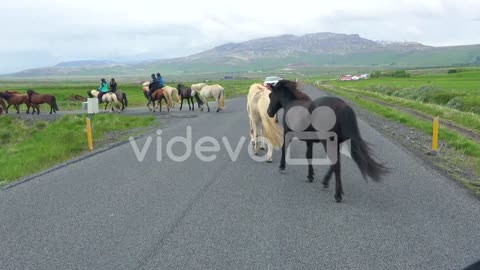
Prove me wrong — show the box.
[322,85,480,134]
[325,68,480,114]
[325,86,480,177]
[0,114,155,184]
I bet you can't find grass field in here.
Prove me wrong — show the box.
[0,78,262,112]
[0,114,155,185]
[326,68,480,114]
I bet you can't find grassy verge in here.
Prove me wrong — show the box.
[322,85,480,134]
[323,86,480,192]
[0,114,155,184]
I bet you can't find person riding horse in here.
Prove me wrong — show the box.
[148,73,162,101]
[97,78,109,102]
[156,73,165,88]
[110,78,117,93]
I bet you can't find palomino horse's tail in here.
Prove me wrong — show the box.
[172,88,181,103]
[339,106,390,182]
[218,88,225,109]
[52,96,59,111]
[164,90,172,108]
[258,94,282,148]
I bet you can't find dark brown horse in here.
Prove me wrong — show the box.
[177,83,202,111]
[27,89,59,115]
[267,80,389,202]
[0,92,34,114]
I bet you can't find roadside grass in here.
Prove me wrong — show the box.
[0,114,155,185]
[326,68,480,114]
[324,86,480,179]
[322,85,480,134]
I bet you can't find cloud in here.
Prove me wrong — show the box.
[1,0,480,73]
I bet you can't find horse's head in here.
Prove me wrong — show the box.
[267,83,283,118]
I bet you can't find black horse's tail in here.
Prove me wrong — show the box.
[52,96,59,111]
[194,92,203,106]
[0,92,11,100]
[122,92,128,107]
[339,106,389,182]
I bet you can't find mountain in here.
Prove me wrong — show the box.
[55,60,117,67]
[5,32,480,77]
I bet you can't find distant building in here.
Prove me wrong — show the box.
[352,76,360,80]
[340,75,353,81]
[359,74,370,79]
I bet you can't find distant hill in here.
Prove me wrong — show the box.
[6,32,480,77]
[55,60,116,67]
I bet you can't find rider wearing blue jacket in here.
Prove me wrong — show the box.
[97,78,108,101]
[156,73,165,88]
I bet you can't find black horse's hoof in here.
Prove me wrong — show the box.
[335,195,342,202]
[266,159,272,163]
[259,146,265,151]
[307,176,314,182]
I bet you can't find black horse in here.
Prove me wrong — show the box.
[177,84,202,111]
[267,80,389,202]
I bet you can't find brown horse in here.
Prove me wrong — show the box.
[27,89,59,115]
[141,86,171,112]
[0,92,34,114]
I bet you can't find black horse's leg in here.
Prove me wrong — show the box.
[306,141,314,182]
[322,167,334,188]
[180,97,183,110]
[280,132,287,171]
[6,104,11,114]
[191,97,194,110]
[49,105,53,114]
[334,151,343,202]
[187,98,191,111]
[36,105,40,115]
[16,104,20,114]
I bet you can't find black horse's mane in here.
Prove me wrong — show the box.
[27,89,39,95]
[275,80,310,101]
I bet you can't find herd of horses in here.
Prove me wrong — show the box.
[0,82,226,115]
[0,90,59,115]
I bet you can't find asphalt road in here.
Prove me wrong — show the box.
[1,86,479,269]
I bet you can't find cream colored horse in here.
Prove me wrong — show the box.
[196,84,225,112]
[190,83,207,97]
[247,83,283,162]
[88,90,122,112]
[164,86,180,108]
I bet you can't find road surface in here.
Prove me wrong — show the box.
[1,86,479,269]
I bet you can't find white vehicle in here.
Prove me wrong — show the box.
[263,76,282,86]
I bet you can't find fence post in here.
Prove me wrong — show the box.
[432,116,439,152]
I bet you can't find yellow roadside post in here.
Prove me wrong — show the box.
[432,116,440,152]
[86,117,93,151]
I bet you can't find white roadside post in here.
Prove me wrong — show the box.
[85,98,99,151]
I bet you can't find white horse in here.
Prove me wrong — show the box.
[196,84,225,112]
[247,83,283,162]
[88,90,122,112]
[190,83,207,97]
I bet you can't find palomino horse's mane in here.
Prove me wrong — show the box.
[275,80,310,101]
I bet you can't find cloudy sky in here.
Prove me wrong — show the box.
[1,0,480,74]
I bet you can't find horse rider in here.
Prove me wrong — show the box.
[148,73,160,101]
[156,72,165,88]
[97,78,109,102]
[110,78,117,93]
